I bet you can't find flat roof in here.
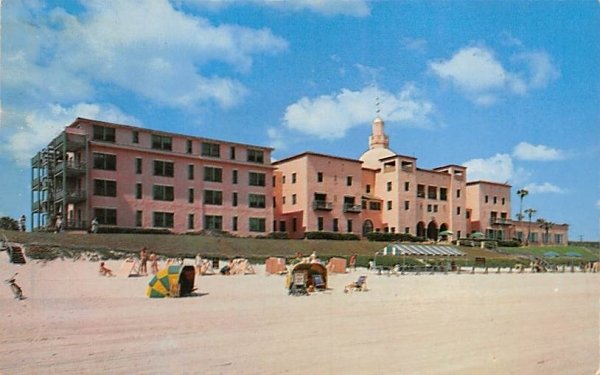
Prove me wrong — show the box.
[466,180,512,188]
[70,117,274,151]
[272,151,362,165]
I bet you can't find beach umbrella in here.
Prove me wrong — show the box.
[470,232,485,239]
[543,251,560,258]
[564,251,582,258]
[439,230,453,236]
[146,265,187,298]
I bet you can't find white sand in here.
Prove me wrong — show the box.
[0,257,598,375]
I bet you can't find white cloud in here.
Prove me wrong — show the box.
[282,85,434,139]
[1,103,139,166]
[401,37,428,54]
[182,0,371,17]
[463,153,515,183]
[2,0,288,111]
[596,200,600,209]
[524,182,565,194]
[513,142,565,161]
[429,45,559,105]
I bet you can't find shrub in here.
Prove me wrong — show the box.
[498,240,521,247]
[266,232,289,239]
[364,232,421,242]
[304,231,359,241]
[96,226,171,235]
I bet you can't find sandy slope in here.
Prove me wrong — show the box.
[0,258,598,375]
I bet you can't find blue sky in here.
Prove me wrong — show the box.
[1,1,598,240]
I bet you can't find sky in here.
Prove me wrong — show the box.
[1,0,599,240]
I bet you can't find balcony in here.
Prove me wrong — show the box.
[312,200,333,211]
[55,160,87,175]
[55,189,87,203]
[343,204,362,213]
[490,217,512,226]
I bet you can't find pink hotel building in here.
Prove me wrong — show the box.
[31,117,568,244]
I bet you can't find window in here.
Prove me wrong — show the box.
[417,184,425,198]
[204,215,222,230]
[232,192,238,207]
[188,164,194,180]
[94,208,116,225]
[272,197,276,208]
[153,185,174,201]
[135,158,142,174]
[317,172,323,182]
[485,195,489,203]
[282,175,286,184]
[369,202,381,211]
[249,194,266,208]
[317,217,324,231]
[366,184,371,194]
[292,173,296,184]
[249,172,266,186]
[387,181,392,192]
[204,166,222,182]
[153,212,174,228]
[93,125,115,142]
[282,196,286,204]
[201,142,220,157]
[292,218,297,232]
[232,170,238,184]
[387,201,392,210]
[136,183,142,199]
[404,201,410,210]
[94,179,116,197]
[135,210,142,227]
[347,176,353,186]
[93,153,116,170]
[204,190,223,205]
[457,207,461,215]
[347,219,353,233]
[247,149,264,164]
[502,198,505,205]
[428,186,437,200]
[404,181,410,192]
[272,176,276,187]
[279,220,286,232]
[333,218,339,232]
[433,205,438,213]
[427,204,432,212]
[188,214,194,230]
[457,189,461,198]
[132,131,139,144]
[230,146,236,160]
[186,140,193,154]
[405,227,410,234]
[493,196,497,204]
[151,134,172,151]
[153,160,174,177]
[292,194,297,205]
[249,217,266,232]
[188,188,194,204]
[232,217,238,231]
[554,234,563,244]
[440,188,447,201]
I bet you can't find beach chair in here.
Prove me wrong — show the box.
[289,271,308,296]
[312,274,326,291]
[344,275,368,293]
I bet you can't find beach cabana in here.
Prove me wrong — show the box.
[146,265,196,298]
[286,262,328,292]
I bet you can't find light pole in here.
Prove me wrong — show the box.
[516,188,529,221]
[524,208,537,246]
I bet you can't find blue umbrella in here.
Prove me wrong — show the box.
[543,251,560,258]
[564,251,582,258]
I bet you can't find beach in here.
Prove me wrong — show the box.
[0,258,598,375]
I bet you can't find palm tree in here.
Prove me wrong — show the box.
[538,219,554,245]
[524,208,537,246]
[516,188,529,221]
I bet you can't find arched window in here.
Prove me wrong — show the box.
[362,220,374,236]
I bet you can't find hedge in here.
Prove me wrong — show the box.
[304,231,360,241]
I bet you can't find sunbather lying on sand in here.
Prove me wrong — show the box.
[99,262,115,277]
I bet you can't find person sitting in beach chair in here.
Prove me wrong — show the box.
[344,275,367,293]
[99,262,115,277]
[289,271,308,296]
[312,274,325,291]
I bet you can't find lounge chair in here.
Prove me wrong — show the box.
[312,274,326,290]
[289,271,308,296]
[344,275,368,293]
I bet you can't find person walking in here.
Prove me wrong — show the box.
[90,217,99,234]
[18,215,26,232]
[139,247,148,275]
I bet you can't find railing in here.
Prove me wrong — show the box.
[64,220,89,230]
[343,204,362,213]
[490,217,512,225]
[55,160,87,174]
[55,189,87,202]
[312,200,333,210]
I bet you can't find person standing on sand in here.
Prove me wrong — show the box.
[149,253,159,274]
[140,247,148,275]
[349,254,357,272]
